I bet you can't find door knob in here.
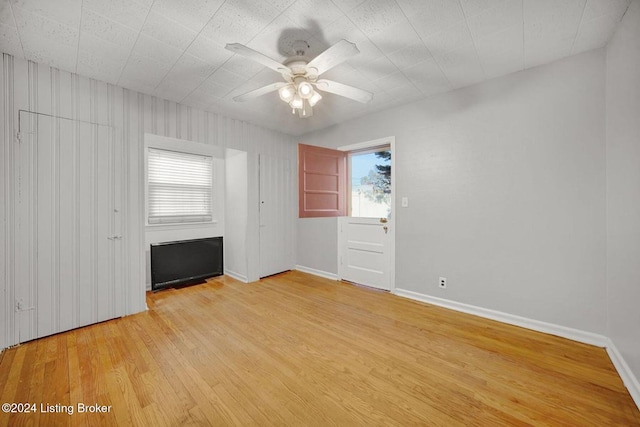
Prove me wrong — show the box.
[380,218,388,223]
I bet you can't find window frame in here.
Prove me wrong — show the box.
[145,134,218,228]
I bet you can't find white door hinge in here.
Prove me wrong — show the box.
[15,298,35,312]
[16,131,34,142]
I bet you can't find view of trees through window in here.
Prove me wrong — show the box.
[350,148,391,218]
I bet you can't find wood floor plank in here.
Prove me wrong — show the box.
[0,271,638,426]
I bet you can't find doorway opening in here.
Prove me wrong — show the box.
[338,137,395,292]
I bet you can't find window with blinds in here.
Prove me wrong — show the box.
[147,148,214,225]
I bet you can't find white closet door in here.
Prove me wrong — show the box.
[259,155,294,278]
[15,111,124,343]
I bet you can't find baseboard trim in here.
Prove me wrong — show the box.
[393,289,609,347]
[295,265,338,281]
[224,270,248,283]
[606,339,640,409]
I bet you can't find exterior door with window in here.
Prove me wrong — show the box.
[298,140,394,291]
[339,145,393,290]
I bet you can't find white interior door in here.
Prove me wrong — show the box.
[338,217,391,290]
[15,111,124,343]
[259,154,294,278]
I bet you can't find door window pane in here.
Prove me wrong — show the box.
[350,149,391,218]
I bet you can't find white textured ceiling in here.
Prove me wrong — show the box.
[0,0,632,135]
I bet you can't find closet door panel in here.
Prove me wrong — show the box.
[16,111,120,341]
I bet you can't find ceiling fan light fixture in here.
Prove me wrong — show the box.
[290,95,303,110]
[278,84,295,102]
[308,91,322,107]
[297,81,313,99]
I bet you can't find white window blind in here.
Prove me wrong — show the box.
[148,148,213,224]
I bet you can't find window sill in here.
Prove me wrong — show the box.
[145,221,219,231]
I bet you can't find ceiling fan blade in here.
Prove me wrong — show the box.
[225,43,291,75]
[306,40,360,76]
[314,79,373,104]
[233,82,287,102]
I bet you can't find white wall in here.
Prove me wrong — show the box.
[0,54,9,350]
[1,54,295,349]
[606,0,640,393]
[224,149,249,281]
[297,49,608,334]
[297,217,338,275]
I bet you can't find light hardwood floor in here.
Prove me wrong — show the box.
[1,271,639,426]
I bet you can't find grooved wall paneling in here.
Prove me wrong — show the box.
[1,53,296,349]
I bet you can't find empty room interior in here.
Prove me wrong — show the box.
[1,0,640,425]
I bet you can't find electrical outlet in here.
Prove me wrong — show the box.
[439,277,447,289]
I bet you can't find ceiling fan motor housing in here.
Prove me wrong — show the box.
[283,59,317,80]
[290,40,310,57]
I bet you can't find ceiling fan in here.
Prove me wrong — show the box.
[224,40,373,118]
